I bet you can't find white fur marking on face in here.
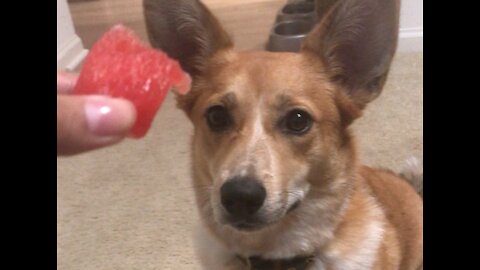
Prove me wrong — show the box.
[247,108,266,155]
[220,170,230,182]
[240,168,248,177]
[245,105,278,189]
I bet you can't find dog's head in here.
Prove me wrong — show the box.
[145,0,399,232]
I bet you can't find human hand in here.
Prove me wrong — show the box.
[57,71,136,156]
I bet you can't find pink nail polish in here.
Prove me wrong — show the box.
[85,96,136,137]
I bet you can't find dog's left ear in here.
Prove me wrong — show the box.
[302,0,400,111]
[144,0,233,115]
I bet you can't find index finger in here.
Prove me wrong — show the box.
[57,71,79,94]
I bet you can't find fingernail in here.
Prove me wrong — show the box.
[85,96,136,137]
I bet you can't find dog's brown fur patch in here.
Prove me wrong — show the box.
[144,0,422,269]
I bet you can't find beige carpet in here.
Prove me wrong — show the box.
[57,51,423,270]
[59,1,422,269]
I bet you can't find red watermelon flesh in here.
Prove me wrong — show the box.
[73,24,191,138]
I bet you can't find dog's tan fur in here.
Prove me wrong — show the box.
[144,0,423,269]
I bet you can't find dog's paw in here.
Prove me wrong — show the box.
[399,156,423,198]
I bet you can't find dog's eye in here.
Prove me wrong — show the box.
[283,109,312,135]
[205,105,232,132]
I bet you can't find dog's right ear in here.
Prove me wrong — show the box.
[302,0,400,115]
[143,0,233,77]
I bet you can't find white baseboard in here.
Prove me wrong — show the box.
[398,27,423,52]
[57,35,88,71]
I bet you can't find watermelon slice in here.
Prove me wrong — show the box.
[73,24,191,138]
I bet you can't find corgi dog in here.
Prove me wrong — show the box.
[144,0,423,269]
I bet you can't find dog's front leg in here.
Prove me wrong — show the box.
[194,225,246,270]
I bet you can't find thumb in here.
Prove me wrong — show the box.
[57,95,136,156]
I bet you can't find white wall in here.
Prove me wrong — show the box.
[56,0,421,68]
[399,0,423,52]
[57,0,88,70]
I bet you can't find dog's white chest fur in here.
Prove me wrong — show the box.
[322,220,385,270]
[194,209,384,270]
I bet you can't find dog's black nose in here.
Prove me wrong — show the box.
[220,177,266,218]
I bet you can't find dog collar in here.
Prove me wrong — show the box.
[237,255,315,270]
